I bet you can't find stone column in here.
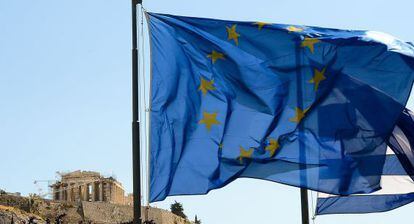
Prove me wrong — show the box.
[71,183,75,201]
[52,186,58,201]
[67,184,71,202]
[99,181,103,202]
[84,184,89,201]
[91,182,96,202]
[85,184,90,201]
[80,185,85,201]
[107,183,111,203]
[111,184,114,203]
[116,185,119,204]
[62,185,66,201]
[103,182,108,202]
[58,185,63,201]
[112,184,118,203]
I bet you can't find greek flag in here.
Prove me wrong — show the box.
[317,109,414,214]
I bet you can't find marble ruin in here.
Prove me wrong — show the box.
[50,170,128,204]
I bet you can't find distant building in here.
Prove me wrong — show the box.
[50,170,128,204]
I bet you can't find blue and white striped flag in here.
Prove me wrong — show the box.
[316,109,414,215]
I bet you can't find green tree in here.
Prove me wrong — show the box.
[170,201,187,219]
[194,215,201,224]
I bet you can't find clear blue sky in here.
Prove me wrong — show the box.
[1,1,413,224]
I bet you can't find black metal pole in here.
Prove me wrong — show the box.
[295,42,309,224]
[300,188,310,224]
[132,0,142,224]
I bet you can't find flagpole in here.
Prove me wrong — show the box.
[295,43,310,224]
[132,0,142,224]
[300,188,310,224]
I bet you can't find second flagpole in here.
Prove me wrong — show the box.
[295,41,310,224]
[132,0,143,224]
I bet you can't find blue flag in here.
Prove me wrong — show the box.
[147,12,414,202]
[317,109,414,215]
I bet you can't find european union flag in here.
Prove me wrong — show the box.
[147,12,414,202]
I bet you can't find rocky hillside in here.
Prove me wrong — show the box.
[0,194,191,224]
[0,204,45,224]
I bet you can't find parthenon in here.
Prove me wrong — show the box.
[50,170,128,204]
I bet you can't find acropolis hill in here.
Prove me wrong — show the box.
[0,171,192,224]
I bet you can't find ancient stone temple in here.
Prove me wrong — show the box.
[50,170,126,204]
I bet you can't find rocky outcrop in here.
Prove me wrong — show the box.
[0,194,191,224]
[0,205,45,224]
[80,203,190,224]
[143,206,191,224]
[82,201,132,223]
[0,193,31,212]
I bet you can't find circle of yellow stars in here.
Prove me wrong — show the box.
[198,21,327,162]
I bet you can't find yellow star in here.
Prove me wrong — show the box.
[309,68,327,91]
[287,26,304,33]
[207,50,225,64]
[301,37,320,54]
[265,138,280,157]
[198,77,216,96]
[198,111,221,131]
[226,24,240,45]
[218,143,224,150]
[254,22,270,30]
[238,146,254,164]
[289,107,309,123]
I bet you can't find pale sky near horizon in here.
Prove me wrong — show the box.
[1,1,414,224]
